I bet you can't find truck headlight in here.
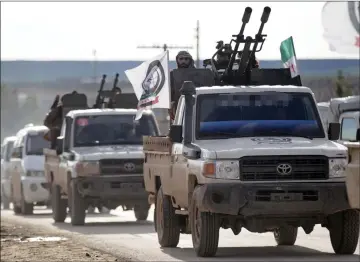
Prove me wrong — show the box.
[75,161,100,176]
[203,160,239,180]
[329,158,347,178]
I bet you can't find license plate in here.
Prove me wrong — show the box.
[120,183,143,189]
[270,193,303,201]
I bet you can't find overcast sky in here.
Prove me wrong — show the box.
[1,1,359,61]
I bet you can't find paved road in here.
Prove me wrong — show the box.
[1,206,359,261]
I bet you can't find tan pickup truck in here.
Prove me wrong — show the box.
[344,141,360,210]
[45,108,160,226]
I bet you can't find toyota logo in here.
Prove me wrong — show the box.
[276,163,292,175]
[124,162,136,172]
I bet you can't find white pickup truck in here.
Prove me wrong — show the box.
[45,108,160,225]
[144,82,359,257]
[1,136,17,209]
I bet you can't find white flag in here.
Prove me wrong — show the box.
[125,51,170,120]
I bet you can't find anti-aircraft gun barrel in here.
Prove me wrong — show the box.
[226,7,252,73]
[238,6,271,76]
[113,73,119,91]
[94,74,107,108]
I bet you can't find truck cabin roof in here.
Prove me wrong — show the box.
[193,85,314,96]
[65,108,155,119]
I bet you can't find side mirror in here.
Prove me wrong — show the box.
[56,137,64,155]
[18,146,23,159]
[356,128,360,141]
[169,125,182,143]
[328,122,340,141]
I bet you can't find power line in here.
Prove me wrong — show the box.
[137,43,193,52]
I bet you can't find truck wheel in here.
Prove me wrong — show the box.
[154,202,157,232]
[190,185,220,257]
[20,186,33,215]
[51,184,67,223]
[328,209,360,254]
[13,204,21,214]
[156,186,180,247]
[274,226,298,246]
[134,204,150,221]
[70,180,86,226]
[2,195,10,210]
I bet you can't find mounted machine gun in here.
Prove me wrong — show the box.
[170,6,302,110]
[92,73,138,109]
[202,6,301,86]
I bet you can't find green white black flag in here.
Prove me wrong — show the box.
[280,36,299,78]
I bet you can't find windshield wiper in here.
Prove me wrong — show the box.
[200,132,238,139]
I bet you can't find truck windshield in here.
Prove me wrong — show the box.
[26,132,51,155]
[73,114,157,147]
[196,92,325,139]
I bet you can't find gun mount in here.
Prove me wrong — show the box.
[93,73,138,109]
[203,6,301,87]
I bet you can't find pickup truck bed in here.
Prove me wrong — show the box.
[44,148,60,189]
[344,142,360,209]
[143,136,173,201]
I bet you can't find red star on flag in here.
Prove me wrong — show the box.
[290,63,296,73]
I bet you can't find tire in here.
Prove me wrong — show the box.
[154,202,157,232]
[70,180,86,226]
[190,186,219,257]
[134,204,150,221]
[51,184,67,223]
[156,186,180,247]
[20,186,33,215]
[2,195,10,210]
[274,226,298,246]
[13,204,21,214]
[329,209,360,254]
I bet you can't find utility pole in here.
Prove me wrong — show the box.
[195,20,200,68]
[92,49,97,84]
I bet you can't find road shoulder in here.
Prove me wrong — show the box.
[1,215,125,261]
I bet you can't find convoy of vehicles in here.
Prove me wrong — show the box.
[9,124,51,215]
[1,5,359,259]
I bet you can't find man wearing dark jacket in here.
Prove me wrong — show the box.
[169,51,195,121]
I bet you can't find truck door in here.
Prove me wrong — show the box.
[58,117,73,190]
[171,96,189,207]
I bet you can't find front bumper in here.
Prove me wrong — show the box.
[22,177,50,203]
[195,182,351,217]
[74,175,148,201]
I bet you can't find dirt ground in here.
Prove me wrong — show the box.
[0,217,120,261]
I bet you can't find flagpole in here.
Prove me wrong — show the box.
[166,50,172,130]
[290,36,302,86]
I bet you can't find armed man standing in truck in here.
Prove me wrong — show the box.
[169,51,195,121]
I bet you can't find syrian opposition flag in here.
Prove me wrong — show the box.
[125,51,170,120]
[280,36,300,78]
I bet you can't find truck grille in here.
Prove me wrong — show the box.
[239,155,328,181]
[99,159,143,175]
